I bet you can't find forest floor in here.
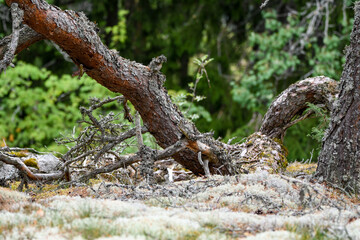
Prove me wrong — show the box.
[1,162,360,240]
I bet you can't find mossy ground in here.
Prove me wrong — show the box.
[1,165,360,240]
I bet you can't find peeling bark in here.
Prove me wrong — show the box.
[260,76,338,140]
[316,3,360,192]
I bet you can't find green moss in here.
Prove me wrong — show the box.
[286,224,328,240]
[273,138,289,157]
[286,162,317,175]
[183,231,203,240]
[23,158,39,169]
[279,154,288,169]
[9,151,28,158]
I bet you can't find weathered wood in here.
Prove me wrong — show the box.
[316,2,360,192]
[260,76,338,140]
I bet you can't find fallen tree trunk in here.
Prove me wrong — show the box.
[0,0,340,179]
[4,0,230,175]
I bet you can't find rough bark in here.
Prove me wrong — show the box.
[316,3,360,192]
[4,0,228,175]
[260,76,338,140]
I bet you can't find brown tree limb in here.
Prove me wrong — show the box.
[260,76,338,140]
[4,0,226,175]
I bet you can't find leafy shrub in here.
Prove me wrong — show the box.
[0,62,116,152]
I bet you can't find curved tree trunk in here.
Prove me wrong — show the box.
[316,3,360,192]
[260,76,338,140]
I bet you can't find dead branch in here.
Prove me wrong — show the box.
[0,95,193,184]
[79,138,192,182]
[0,152,64,181]
[135,111,144,149]
[0,3,23,72]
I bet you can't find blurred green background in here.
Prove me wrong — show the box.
[0,0,353,161]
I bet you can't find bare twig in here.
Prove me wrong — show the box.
[260,0,270,9]
[324,0,330,39]
[283,110,315,130]
[0,147,50,154]
[0,3,23,73]
[79,153,140,182]
[155,139,187,160]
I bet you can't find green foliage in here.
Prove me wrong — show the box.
[191,54,213,89]
[305,103,330,143]
[167,54,213,122]
[168,89,212,122]
[106,9,129,48]
[284,119,321,161]
[231,11,303,111]
[230,8,348,112]
[0,62,115,152]
[286,224,329,240]
[229,6,351,161]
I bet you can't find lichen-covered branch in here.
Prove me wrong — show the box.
[0,96,192,184]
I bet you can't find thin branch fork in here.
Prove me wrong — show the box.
[79,138,189,182]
